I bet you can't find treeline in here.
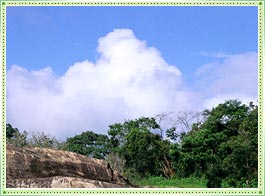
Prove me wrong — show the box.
[6,99,258,188]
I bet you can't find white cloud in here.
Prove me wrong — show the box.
[7,30,258,139]
[7,29,193,139]
[195,52,258,109]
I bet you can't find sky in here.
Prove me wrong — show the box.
[6,6,258,139]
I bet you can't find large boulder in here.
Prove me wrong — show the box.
[6,145,133,188]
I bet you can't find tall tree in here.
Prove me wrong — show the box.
[108,117,174,178]
[174,100,258,187]
[121,128,164,177]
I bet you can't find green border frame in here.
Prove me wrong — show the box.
[0,0,264,195]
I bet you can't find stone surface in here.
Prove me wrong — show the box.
[7,176,132,188]
[6,145,133,188]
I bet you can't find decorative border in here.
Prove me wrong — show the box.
[0,1,263,5]
[0,0,6,195]
[258,0,264,195]
[0,1,264,195]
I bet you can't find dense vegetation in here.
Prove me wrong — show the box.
[6,99,258,188]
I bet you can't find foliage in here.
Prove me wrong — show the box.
[6,124,19,139]
[6,124,28,147]
[6,99,258,188]
[6,124,66,149]
[172,100,258,187]
[221,103,258,187]
[108,117,174,178]
[108,117,162,176]
[121,127,164,177]
[27,131,62,149]
[108,117,159,150]
[66,131,110,159]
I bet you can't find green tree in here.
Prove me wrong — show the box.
[6,123,19,139]
[66,131,110,159]
[174,100,258,188]
[108,117,174,178]
[108,123,127,153]
[121,127,164,177]
[108,117,160,150]
[221,103,258,187]
[6,124,28,147]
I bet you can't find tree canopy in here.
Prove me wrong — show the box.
[170,100,258,187]
[6,99,258,188]
[65,131,110,159]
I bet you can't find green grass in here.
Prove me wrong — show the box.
[131,176,207,188]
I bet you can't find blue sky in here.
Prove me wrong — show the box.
[7,6,257,77]
[6,5,259,138]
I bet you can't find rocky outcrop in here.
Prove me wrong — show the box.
[6,145,133,188]
[7,176,132,188]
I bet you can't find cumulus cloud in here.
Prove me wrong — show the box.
[195,52,258,109]
[7,30,258,139]
[7,29,193,139]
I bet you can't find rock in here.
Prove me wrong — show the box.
[6,145,134,188]
[7,176,132,188]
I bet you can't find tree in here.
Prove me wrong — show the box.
[108,123,127,153]
[108,117,160,152]
[221,104,258,187]
[6,124,19,139]
[121,128,164,177]
[6,124,66,149]
[171,111,202,133]
[108,117,174,178]
[155,112,173,138]
[66,131,110,159]
[108,117,161,176]
[174,100,258,187]
[6,124,28,147]
[165,111,202,142]
[27,131,61,149]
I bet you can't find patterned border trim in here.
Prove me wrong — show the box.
[0,1,262,5]
[0,1,264,195]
